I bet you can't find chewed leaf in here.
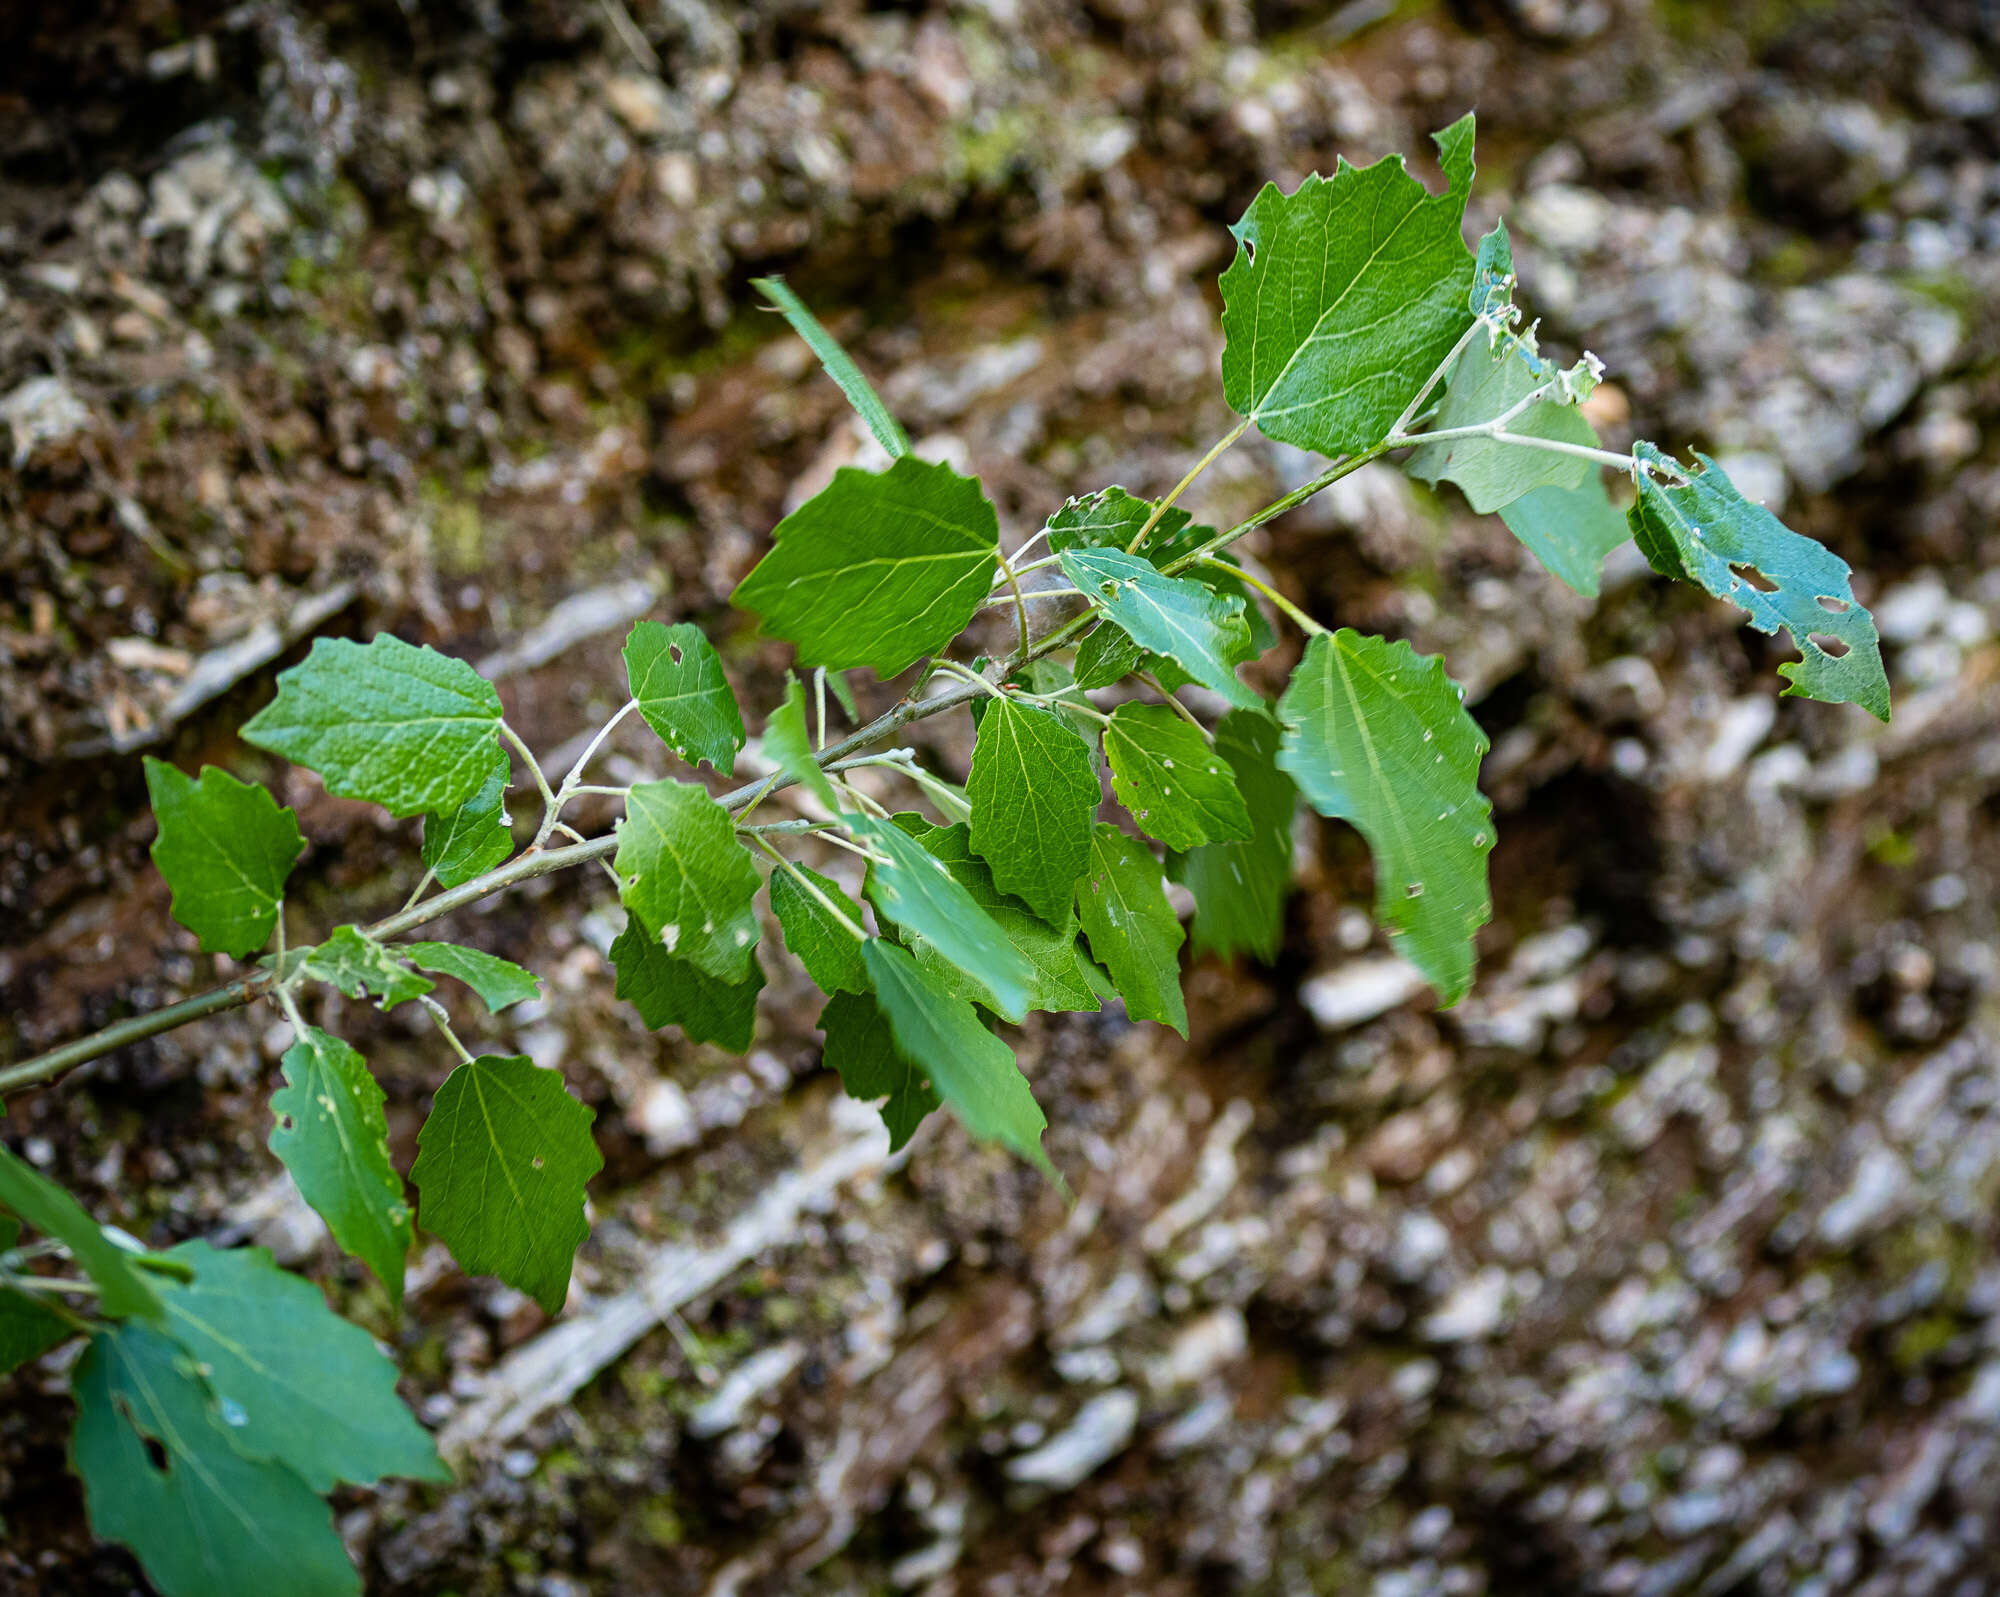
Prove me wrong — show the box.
[1057,547,1259,708]
[615,780,763,982]
[1276,630,1493,1005]
[241,634,504,818]
[1220,114,1477,455]
[71,1324,361,1597]
[299,925,433,1009]
[1628,444,1890,721]
[624,620,746,776]
[1470,220,1515,321]
[143,760,305,958]
[732,455,999,678]
[1044,486,1186,554]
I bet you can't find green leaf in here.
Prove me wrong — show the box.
[853,814,1036,1022]
[0,1144,160,1321]
[860,940,1053,1175]
[610,915,764,1051]
[770,864,870,995]
[268,1026,411,1307]
[1470,219,1515,320]
[895,819,1101,1014]
[1628,445,1891,720]
[1220,115,1478,455]
[764,673,840,809]
[1057,547,1259,708]
[623,619,746,776]
[71,1323,360,1597]
[753,276,910,458]
[241,633,505,819]
[1171,709,1297,962]
[155,1241,446,1491]
[1045,486,1185,553]
[0,1286,71,1374]
[1403,339,1594,513]
[1498,470,1630,597]
[420,741,513,888]
[1073,619,1148,690]
[1103,703,1252,851]
[732,455,999,678]
[410,1054,601,1315]
[143,760,305,958]
[299,924,434,1009]
[1007,658,1103,744]
[615,780,763,982]
[404,941,541,1012]
[966,695,1100,924]
[818,989,939,1152]
[1075,823,1187,1036]
[1275,629,1493,1004]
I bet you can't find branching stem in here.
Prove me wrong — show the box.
[8,445,1361,1100]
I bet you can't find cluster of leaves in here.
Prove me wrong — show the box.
[4,115,1892,1593]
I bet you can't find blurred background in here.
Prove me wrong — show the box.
[4,0,2000,1592]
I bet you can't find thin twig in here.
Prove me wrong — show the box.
[1127,417,1250,554]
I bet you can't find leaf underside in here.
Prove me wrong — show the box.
[0,1145,161,1322]
[860,939,1052,1175]
[1499,471,1630,598]
[155,1241,445,1492]
[1628,444,1891,720]
[1404,338,1594,514]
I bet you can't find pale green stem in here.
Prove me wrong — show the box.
[1387,318,1483,437]
[419,995,476,1064]
[1127,417,1251,554]
[502,721,561,833]
[1201,556,1325,637]
[401,869,436,914]
[1136,673,1211,737]
[813,669,828,751]
[1020,691,1111,727]
[998,555,1031,655]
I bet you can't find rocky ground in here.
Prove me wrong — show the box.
[5,0,2000,1592]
